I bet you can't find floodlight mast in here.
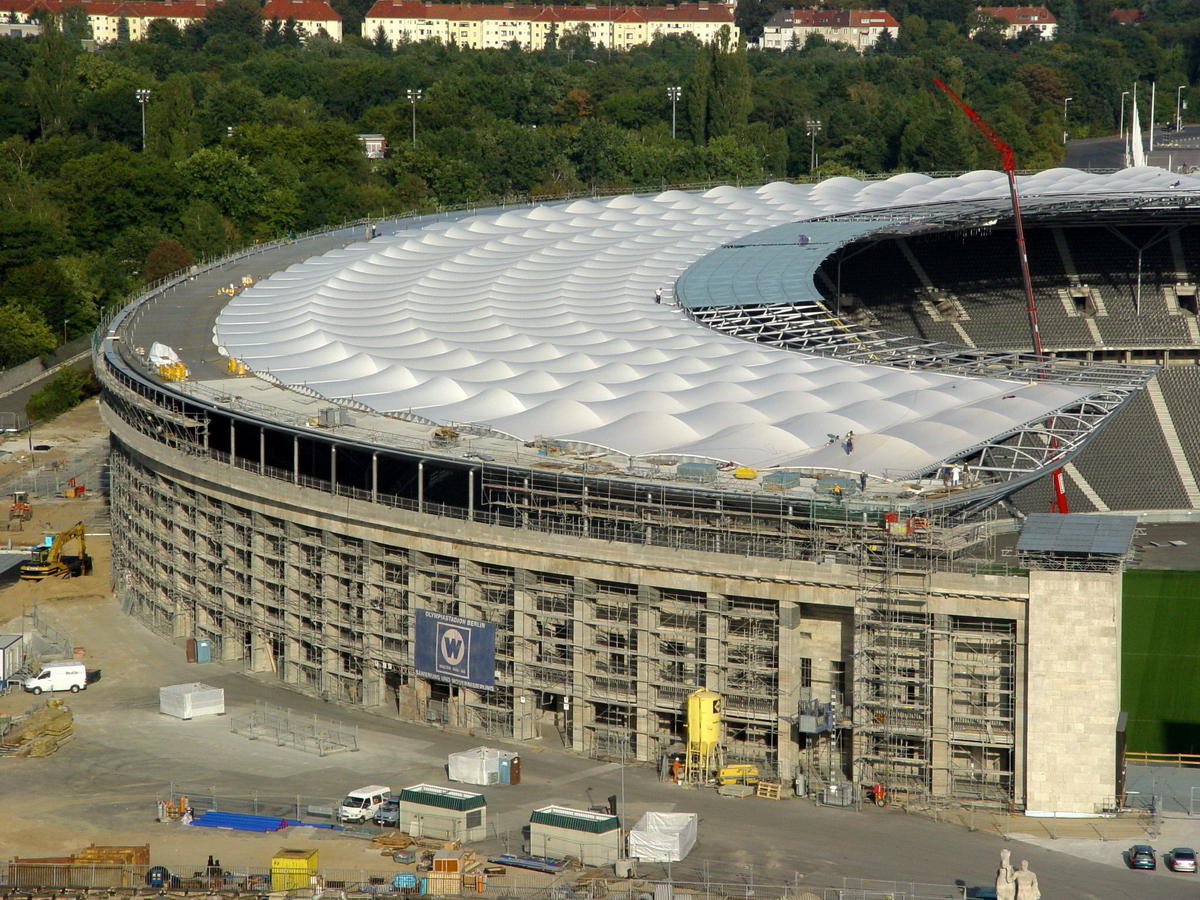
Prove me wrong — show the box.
[932,77,1068,513]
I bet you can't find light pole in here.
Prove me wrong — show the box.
[406,88,423,147]
[806,118,822,173]
[667,86,681,140]
[62,319,69,345]
[1062,97,1073,145]
[135,88,151,151]
[1177,84,1187,133]
[1120,90,1129,147]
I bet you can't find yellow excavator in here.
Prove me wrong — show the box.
[20,522,91,581]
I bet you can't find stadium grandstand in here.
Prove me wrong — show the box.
[97,167,1193,817]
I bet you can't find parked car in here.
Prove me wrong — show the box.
[340,785,391,823]
[1128,845,1157,870]
[374,798,400,827]
[1168,848,1197,872]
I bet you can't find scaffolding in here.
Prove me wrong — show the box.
[851,515,1017,806]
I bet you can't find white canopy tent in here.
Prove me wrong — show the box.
[627,812,698,862]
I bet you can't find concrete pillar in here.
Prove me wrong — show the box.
[468,468,475,520]
[775,599,802,780]
[330,445,337,491]
[930,614,951,797]
[418,461,425,512]
[371,452,378,502]
[1024,569,1121,814]
[259,427,265,475]
[293,435,299,484]
[230,421,236,463]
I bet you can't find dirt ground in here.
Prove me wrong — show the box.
[0,397,112,669]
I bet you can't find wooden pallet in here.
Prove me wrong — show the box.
[756,781,782,800]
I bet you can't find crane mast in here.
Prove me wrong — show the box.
[932,77,1068,513]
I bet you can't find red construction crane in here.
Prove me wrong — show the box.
[933,77,1068,514]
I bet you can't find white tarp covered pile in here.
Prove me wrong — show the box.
[448,746,514,785]
[159,683,225,720]
[148,342,182,367]
[627,812,698,862]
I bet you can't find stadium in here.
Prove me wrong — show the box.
[97,167,1200,816]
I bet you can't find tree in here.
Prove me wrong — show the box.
[0,304,57,368]
[26,13,76,138]
[0,259,87,331]
[282,17,301,46]
[264,16,283,47]
[686,28,751,143]
[143,239,195,282]
[146,18,184,45]
[372,23,391,53]
[179,200,229,258]
[146,75,200,161]
[26,366,95,422]
[178,146,266,221]
[117,16,130,42]
[205,0,263,41]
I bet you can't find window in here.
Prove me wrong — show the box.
[466,810,482,828]
[800,657,812,689]
[831,660,846,698]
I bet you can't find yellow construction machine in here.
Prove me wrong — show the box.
[8,492,32,529]
[20,521,91,581]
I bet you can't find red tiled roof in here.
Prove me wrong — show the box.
[0,0,217,19]
[363,0,733,24]
[977,6,1056,24]
[850,9,898,27]
[262,0,341,19]
[1109,8,1141,23]
[641,3,736,22]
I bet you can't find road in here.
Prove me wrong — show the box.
[1065,125,1200,172]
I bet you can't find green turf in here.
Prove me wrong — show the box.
[1121,569,1200,753]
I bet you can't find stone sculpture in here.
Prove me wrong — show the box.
[1014,859,1040,900]
[995,848,1016,900]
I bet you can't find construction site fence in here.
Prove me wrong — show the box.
[0,864,972,900]
[161,782,346,823]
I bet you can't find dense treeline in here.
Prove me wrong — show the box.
[0,0,1194,370]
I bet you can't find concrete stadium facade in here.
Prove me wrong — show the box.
[96,175,1163,815]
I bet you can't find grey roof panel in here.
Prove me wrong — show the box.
[1017,513,1138,555]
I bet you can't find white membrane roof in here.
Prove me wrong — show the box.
[214,169,1183,472]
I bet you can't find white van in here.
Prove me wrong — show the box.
[339,785,391,823]
[24,661,87,695]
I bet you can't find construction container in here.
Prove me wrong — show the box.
[676,462,717,484]
[398,784,487,841]
[528,806,621,866]
[195,639,212,663]
[159,683,225,719]
[425,851,464,896]
[762,471,803,492]
[0,634,25,685]
[270,849,318,891]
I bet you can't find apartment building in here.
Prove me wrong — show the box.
[361,1,737,51]
[972,5,1057,39]
[759,7,899,52]
[0,0,341,41]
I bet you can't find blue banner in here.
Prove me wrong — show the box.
[414,610,496,692]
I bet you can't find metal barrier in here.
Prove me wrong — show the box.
[0,862,970,900]
[228,700,360,755]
